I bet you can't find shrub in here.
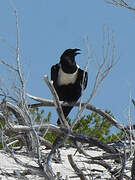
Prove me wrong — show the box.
[73,110,123,143]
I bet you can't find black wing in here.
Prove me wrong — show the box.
[51,63,60,86]
[77,68,88,90]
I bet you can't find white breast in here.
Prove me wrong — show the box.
[57,65,79,86]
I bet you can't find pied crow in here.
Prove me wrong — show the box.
[51,48,88,125]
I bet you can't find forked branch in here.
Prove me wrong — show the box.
[71,26,118,129]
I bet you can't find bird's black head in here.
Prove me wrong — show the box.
[60,48,80,73]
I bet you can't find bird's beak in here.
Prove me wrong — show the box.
[74,49,81,56]
[75,52,81,55]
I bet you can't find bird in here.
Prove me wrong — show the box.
[51,48,88,125]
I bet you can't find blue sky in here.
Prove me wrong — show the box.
[0,0,135,127]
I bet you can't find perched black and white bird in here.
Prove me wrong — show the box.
[51,48,88,125]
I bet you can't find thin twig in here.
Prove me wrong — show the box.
[105,0,135,11]
[0,59,17,72]
[79,36,90,112]
[0,93,17,102]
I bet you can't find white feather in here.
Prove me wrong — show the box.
[57,65,79,85]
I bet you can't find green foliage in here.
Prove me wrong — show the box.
[73,110,123,143]
[0,118,5,129]
[30,107,51,124]
[44,132,56,143]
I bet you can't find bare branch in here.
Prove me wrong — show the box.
[4,123,61,134]
[46,135,66,165]
[91,152,124,160]
[84,159,112,172]
[44,75,70,129]
[27,94,130,135]
[38,136,52,149]
[74,141,90,157]
[12,4,24,89]
[79,36,91,112]
[68,154,88,180]
[0,93,17,102]
[0,59,17,72]
[7,1,25,105]
[105,0,135,11]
